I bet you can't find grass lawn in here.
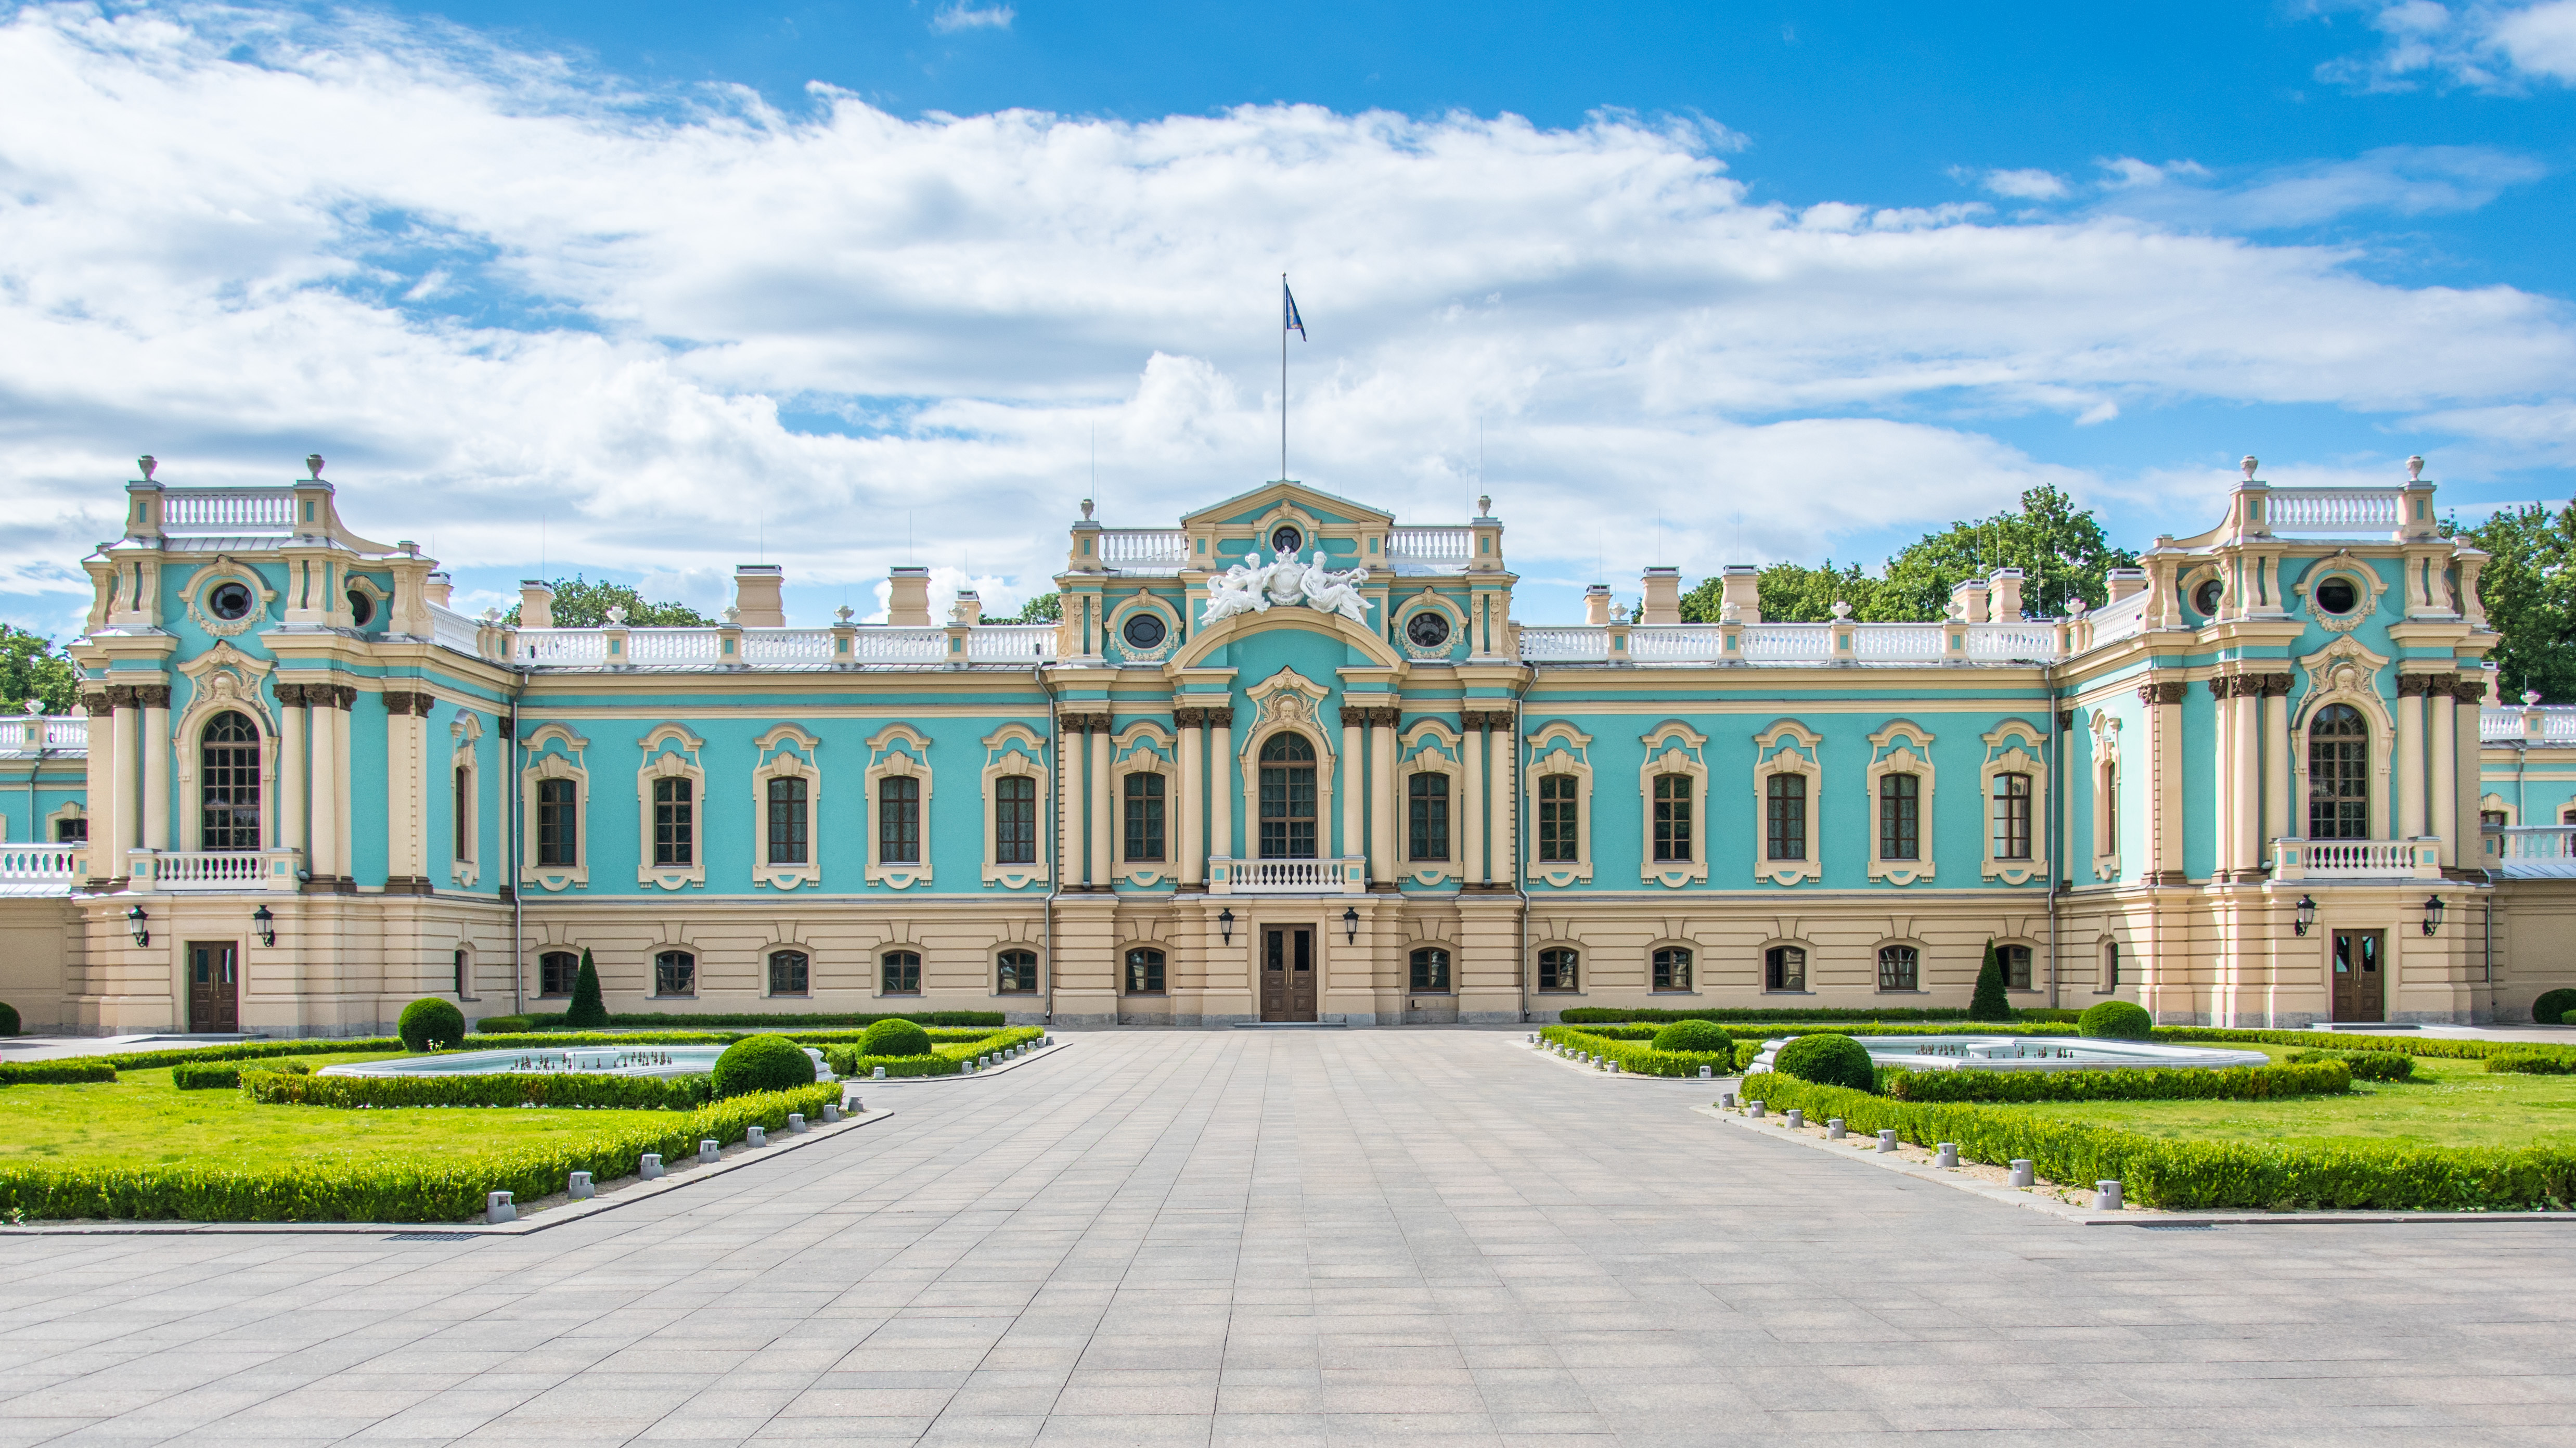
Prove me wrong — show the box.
[2019,1047,2576,1150]
[0,1056,685,1171]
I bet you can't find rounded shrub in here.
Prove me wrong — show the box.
[1650,1019,1733,1054]
[2078,1000,2154,1040]
[711,1034,818,1097]
[857,1018,936,1058]
[397,997,467,1052]
[0,1001,19,1036]
[1773,1033,1875,1092]
[2531,988,2576,1028]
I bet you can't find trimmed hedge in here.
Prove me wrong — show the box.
[1775,1034,1875,1091]
[1559,1006,1977,1024]
[823,1026,1045,1079]
[1651,1020,1733,1054]
[857,1019,936,1058]
[1883,1060,2351,1104]
[173,1060,306,1090]
[712,1035,818,1097]
[244,1069,716,1110]
[0,1001,17,1035]
[2155,1027,2576,1069]
[1538,1025,1739,1078]
[2487,1052,2576,1075]
[398,998,467,1052]
[1734,1071,2576,1211]
[481,1009,1008,1033]
[2287,1048,2414,1082]
[0,1083,840,1222]
[2079,1001,2154,1040]
[2531,989,2576,1028]
[0,1059,115,1086]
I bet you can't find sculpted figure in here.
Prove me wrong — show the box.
[1299,549,1373,622]
[1199,551,1276,623]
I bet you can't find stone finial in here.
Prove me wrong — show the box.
[604,604,627,624]
[2408,455,2426,482]
[1830,599,1852,620]
[1079,498,1094,521]
[305,453,325,479]
[721,605,740,625]
[2066,596,2089,616]
[480,607,501,623]
[1477,493,1491,516]
[137,455,157,481]
[2241,455,2258,481]
[834,604,855,623]
[2526,690,2543,706]
[25,698,44,716]
[1718,601,1740,623]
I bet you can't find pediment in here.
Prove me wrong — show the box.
[1180,480,1392,530]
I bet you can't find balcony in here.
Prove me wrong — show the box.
[1207,856,1365,894]
[2484,826,2576,880]
[127,850,306,893]
[2270,838,2441,881]
[0,845,82,895]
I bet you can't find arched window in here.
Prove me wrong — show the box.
[1537,947,1579,992]
[1764,945,1806,992]
[1125,947,1166,995]
[768,949,809,996]
[1410,946,1450,991]
[200,711,261,851]
[1879,774,1920,861]
[881,950,922,995]
[653,950,696,997]
[452,948,469,997]
[1991,773,2033,860]
[2308,704,2369,839]
[2102,940,2121,991]
[1409,773,1450,861]
[997,949,1039,995]
[1652,774,1692,862]
[1258,733,1317,858]
[1652,946,1692,992]
[538,950,581,997]
[1877,944,1920,992]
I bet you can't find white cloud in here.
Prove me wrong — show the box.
[2092,145,2546,228]
[1978,168,2070,200]
[931,2,1014,33]
[2320,1,2576,91]
[0,4,2571,627]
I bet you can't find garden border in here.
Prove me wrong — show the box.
[846,1033,1068,1084]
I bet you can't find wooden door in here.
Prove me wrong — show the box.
[2331,930,2383,1022]
[1261,926,1317,1022]
[187,941,238,1033]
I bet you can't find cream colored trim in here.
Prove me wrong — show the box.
[751,723,822,892]
[345,574,391,629]
[1394,587,1465,660]
[1524,721,1593,888]
[634,724,707,891]
[520,722,590,892]
[1239,668,1336,860]
[2478,791,2513,827]
[1863,720,1935,887]
[1397,720,1464,888]
[1979,719,2049,885]
[180,556,279,638]
[174,643,278,853]
[2297,550,2386,634]
[865,723,934,889]
[45,800,85,847]
[979,723,1048,889]
[1110,722,1176,887]
[2089,712,2122,882]
[1752,719,1822,887]
[2293,635,2395,841]
[1645,938,1699,993]
[448,711,483,888]
[1104,590,1180,665]
[1637,721,1709,888]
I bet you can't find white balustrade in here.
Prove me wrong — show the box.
[159,489,297,533]
[0,716,87,752]
[1100,530,1190,568]
[1387,528,1473,562]
[2479,706,2576,742]
[1966,623,2057,660]
[1626,626,1726,661]
[847,628,946,663]
[1740,624,1833,661]
[428,604,483,657]
[741,630,834,663]
[2262,488,2401,534]
[968,625,1060,661]
[626,630,720,664]
[2486,826,2576,862]
[1853,624,1943,661]
[0,847,81,885]
[131,849,301,892]
[516,629,609,665]
[1518,627,1608,662]
[1220,857,1362,893]
[2275,837,2437,880]
[2083,591,2151,646]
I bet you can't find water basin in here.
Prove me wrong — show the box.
[1747,1035,2268,1074]
[318,1045,833,1082]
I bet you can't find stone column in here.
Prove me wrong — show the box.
[383,690,434,892]
[139,686,171,852]
[1369,708,1397,888]
[81,692,113,881]
[1338,706,1366,869]
[1488,707,1516,888]
[1054,712,1079,890]
[2452,678,2487,859]
[108,686,139,877]
[1088,719,1113,888]
[332,687,355,882]
[1211,713,1234,865]
[2140,681,2186,882]
[2428,678,2456,867]
[1177,709,1205,888]
[1461,713,1486,886]
[2262,675,2292,862]
[276,685,308,858]
[2394,675,2427,840]
[2208,678,2234,877]
[307,688,342,883]
[2231,675,2260,876]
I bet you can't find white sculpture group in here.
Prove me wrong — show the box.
[1200,549,1374,625]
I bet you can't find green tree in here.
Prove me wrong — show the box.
[1011,593,1062,624]
[1967,939,2015,1021]
[1679,562,1889,623]
[0,626,79,715]
[501,576,713,628]
[2449,503,2576,702]
[1877,485,2137,622]
[565,949,608,1028]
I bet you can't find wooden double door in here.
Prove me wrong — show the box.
[187,941,239,1034]
[2330,929,2384,1023]
[1259,926,1317,1022]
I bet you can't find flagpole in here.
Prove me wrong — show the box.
[1280,273,1289,482]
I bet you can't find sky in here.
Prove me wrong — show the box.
[3,0,2574,630]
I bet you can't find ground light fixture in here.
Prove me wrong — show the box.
[1217,907,1234,944]
[2424,894,2445,936]
[2295,895,2317,937]
[252,904,275,947]
[125,905,148,946]
[1343,906,1359,944]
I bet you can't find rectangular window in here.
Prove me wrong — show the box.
[652,777,694,867]
[995,775,1037,865]
[1878,945,1920,992]
[1125,947,1165,994]
[1652,774,1692,862]
[1991,773,2033,861]
[879,777,921,864]
[1537,947,1579,992]
[453,949,468,998]
[2101,764,2119,852]
[2002,943,2033,991]
[55,816,86,843]
[1408,773,1450,861]
[1879,773,1919,861]
[2481,809,2510,829]
[1124,773,1166,862]
[1764,945,1806,992]
[881,950,921,994]
[767,777,809,865]
[2103,941,2121,992]
[1652,946,1692,992]
[453,764,471,862]
[537,778,577,866]
[1409,947,1450,991]
[654,950,695,997]
[1538,774,1579,863]
[768,949,809,996]
[538,951,580,997]
[997,949,1039,994]
[1766,774,1807,861]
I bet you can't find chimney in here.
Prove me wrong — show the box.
[1584,584,1613,626]
[1949,577,1990,624]
[424,571,453,607]
[951,590,982,626]
[887,566,932,626]
[1640,567,1680,625]
[731,564,785,627]
[2105,568,2148,605]
[519,580,554,630]
[1987,568,2024,622]
[1719,565,1761,624]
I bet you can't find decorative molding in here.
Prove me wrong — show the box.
[979,723,1049,890]
[864,723,934,889]
[519,723,590,893]
[2298,549,2384,633]
[1398,719,1464,886]
[1978,719,2050,886]
[1864,720,1936,887]
[634,724,707,892]
[2089,711,2123,884]
[1637,721,1710,889]
[181,555,279,638]
[1523,721,1594,889]
[1240,668,1338,861]
[1110,721,1176,887]
[2136,681,2188,706]
[174,642,279,853]
[381,689,437,716]
[750,723,823,892]
[1751,719,1823,888]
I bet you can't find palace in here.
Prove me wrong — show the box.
[6,458,2575,1035]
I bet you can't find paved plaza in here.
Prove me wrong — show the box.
[5,1030,2575,1447]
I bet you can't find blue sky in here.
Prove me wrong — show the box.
[1,0,2573,629]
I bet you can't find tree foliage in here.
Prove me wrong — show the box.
[501,576,712,628]
[2448,504,2576,702]
[0,626,79,715]
[1011,593,1062,623]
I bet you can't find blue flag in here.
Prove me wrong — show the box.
[1283,281,1306,340]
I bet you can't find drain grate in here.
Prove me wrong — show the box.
[383,1232,479,1241]
[2132,1223,2217,1231]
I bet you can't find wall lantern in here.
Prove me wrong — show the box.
[2294,895,2316,937]
[125,905,149,947]
[252,904,275,948]
[1342,906,1360,945]
[1217,907,1234,944]
[2423,894,2445,937]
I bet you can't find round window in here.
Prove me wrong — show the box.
[2314,576,2360,615]
[2191,578,2223,618]
[208,581,254,621]
[1121,612,1167,650]
[346,590,375,628]
[1269,525,1303,556]
[1406,611,1452,649]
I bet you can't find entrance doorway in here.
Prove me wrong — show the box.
[2330,929,2383,1023]
[1260,925,1316,1022]
[187,941,239,1033]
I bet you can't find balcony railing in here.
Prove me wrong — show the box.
[2262,487,2402,536]
[0,846,82,890]
[128,849,305,892]
[1387,527,1473,562]
[2481,706,2576,744]
[2271,837,2440,880]
[0,716,88,752]
[1207,855,1365,894]
[160,488,298,534]
[1100,530,1189,569]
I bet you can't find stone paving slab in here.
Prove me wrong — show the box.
[3,1028,2575,1447]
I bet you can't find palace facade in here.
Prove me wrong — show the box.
[6,459,2575,1035]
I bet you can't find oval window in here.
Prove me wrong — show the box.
[208,581,254,621]
[2191,578,2223,618]
[347,590,375,628]
[2314,576,2360,615]
[1269,525,1303,556]
[1406,611,1452,648]
[1120,612,1166,650]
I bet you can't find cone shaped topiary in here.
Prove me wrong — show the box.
[1651,1019,1732,1054]
[712,1034,818,1097]
[1773,1033,1875,1092]
[2533,989,2576,1028]
[397,996,466,1052]
[565,948,608,1028]
[1967,938,2015,1021]
[2078,999,2154,1040]
[858,1018,936,1058]
[0,1001,18,1036]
